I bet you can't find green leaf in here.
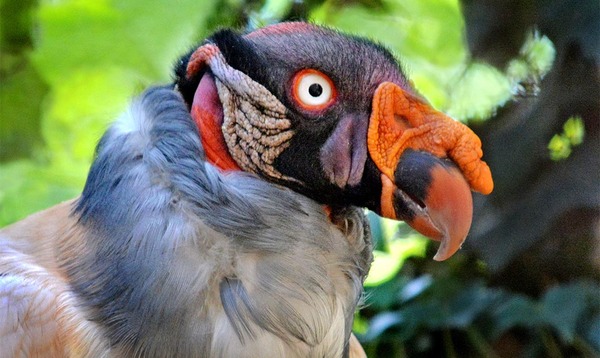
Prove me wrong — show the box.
[364,235,428,286]
[0,160,82,225]
[353,312,370,336]
[0,0,47,161]
[490,294,540,338]
[585,316,600,351]
[0,0,36,51]
[362,311,406,342]
[547,116,585,161]
[446,63,512,121]
[0,62,47,160]
[506,58,530,84]
[365,250,402,286]
[33,0,218,85]
[548,134,572,161]
[1,0,219,225]
[541,283,588,343]
[563,116,585,146]
[521,31,556,77]
[42,67,143,166]
[399,274,433,302]
[506,30,556,97]
[364,275,408,310]
[445,283,499,328]
[365,249,406,287]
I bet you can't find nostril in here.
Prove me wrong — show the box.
[393,114,412,131]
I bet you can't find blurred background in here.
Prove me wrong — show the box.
[1,0,598,356]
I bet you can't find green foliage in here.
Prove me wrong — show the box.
[249,0,295,28]
[0,61,47,161]
[364,215,428,287]
[445,63,511,121]
[0,0,46,161]
[357,263,600,356]
[548,116,585,161]
[507,30,556,97]
[0,0,218,224]
[520,31,556,78]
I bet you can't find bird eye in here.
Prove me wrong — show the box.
[292,69,336,111]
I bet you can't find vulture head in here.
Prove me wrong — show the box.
[175,22,493,261]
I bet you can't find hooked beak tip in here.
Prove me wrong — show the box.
[424,165,473,261]
[379,154,473,261]
[413,162,473,261]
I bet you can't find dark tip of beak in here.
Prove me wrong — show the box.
[380,150,473,261]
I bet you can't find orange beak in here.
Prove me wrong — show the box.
[368,82,494,260]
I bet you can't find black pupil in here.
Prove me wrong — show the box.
[308,83,323,97]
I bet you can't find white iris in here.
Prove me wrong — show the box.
[297,73,332,106]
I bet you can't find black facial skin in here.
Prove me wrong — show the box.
[174,26,413,212]
[392,149,463,222]
[392,149,435,221]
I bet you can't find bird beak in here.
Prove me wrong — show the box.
[367,82,494,260]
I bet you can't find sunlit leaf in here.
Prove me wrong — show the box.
[446,63,512,121]
[563,115,585,146]
[548,116,585,161]
[548,134,571,161]
[352,313,370,335]
[521,31,556,77]
[365,235,428,286]
[506,58,530,84]
[310,0,539,124]
[506,30,556,97]
[43,67,143,165]
[33,0,218,85]
[0,160,82,224]
[365,250,405,287]
[1,0,218,225]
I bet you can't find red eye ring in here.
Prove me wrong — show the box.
[291,69,337,111]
